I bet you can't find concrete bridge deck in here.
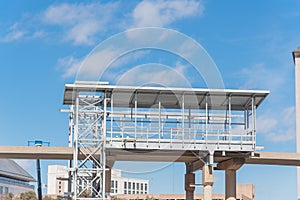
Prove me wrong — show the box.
[0,146,299,167]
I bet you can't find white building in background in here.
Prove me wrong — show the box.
[47,165,149,196]
[47,165,68,195]
[111,169,148,195]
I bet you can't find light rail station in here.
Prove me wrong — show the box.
[2,48,300,200]
[62,81,269,200]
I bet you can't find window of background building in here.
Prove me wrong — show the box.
[128,182,131,190]
[141,183,144,194]
[124,182,127,194]
[4,187,8,194]
[0,186,3,194]
[145,184,148,194]
[115,180,118,194]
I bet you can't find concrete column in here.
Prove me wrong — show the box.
[225,169,236,200]
[293,47,300,200]
[105,167,112,193]
[185,162,195,200]
[202,165,214,200]
[185,173,195,200]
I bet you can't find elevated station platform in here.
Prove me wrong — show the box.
[62,82,270,200]
[64,82,269,153]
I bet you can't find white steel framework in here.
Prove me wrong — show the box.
[69,93,107,200]
[64,81,269,200]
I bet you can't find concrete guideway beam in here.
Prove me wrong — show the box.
[2,146,300,167]
[217,158,245,170]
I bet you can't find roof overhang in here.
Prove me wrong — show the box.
[63,82,269,110]
[292,46,300,63]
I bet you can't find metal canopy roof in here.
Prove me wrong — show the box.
[0,159,35,182]
[63,82,269,110]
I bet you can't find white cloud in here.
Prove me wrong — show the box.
[110,50,150,69]
[31,30,47,39]
[1,1,204,46]
[0,2,120,45]
[57,49,151,80]
[257,117,278,133]
[42,2,119,45]
[0,23,27,42]
[238,63,285,90]
[132,0,204,27]
[257,106,295,143]
[56,56,83,78]
[116,62,190,87]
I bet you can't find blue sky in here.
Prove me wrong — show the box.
[0,0,299,199]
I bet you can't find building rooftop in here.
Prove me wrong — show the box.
[292,46,300,62]
[0,159,35,182]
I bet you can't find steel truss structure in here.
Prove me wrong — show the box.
[63,81,269,200]
[68,94,107,199]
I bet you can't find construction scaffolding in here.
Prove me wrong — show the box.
[63,81,269,200]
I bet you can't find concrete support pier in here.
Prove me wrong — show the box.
[185,162,195,200]
[105,167,112,193]
[202,165,214,200]
[185,173,195,200]
[217,157,244,200]
[225,169,237,200]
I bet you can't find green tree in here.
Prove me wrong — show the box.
[43,196,54,200]
[19,191,37,200]
[0,193,14,200]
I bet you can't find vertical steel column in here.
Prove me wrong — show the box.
[188,109,191,140]
[110,95,113,142]
[242,110,246,144]
[182,94,185,143]
[251,97,256,150]
[102,97,107,199]
[159,100,161,144]
[36,159,42,200]
[135,95,137,139]
[229,96,232,148]
[68,105,74,194]
[73,94,79,199]
[205,95,208,146]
